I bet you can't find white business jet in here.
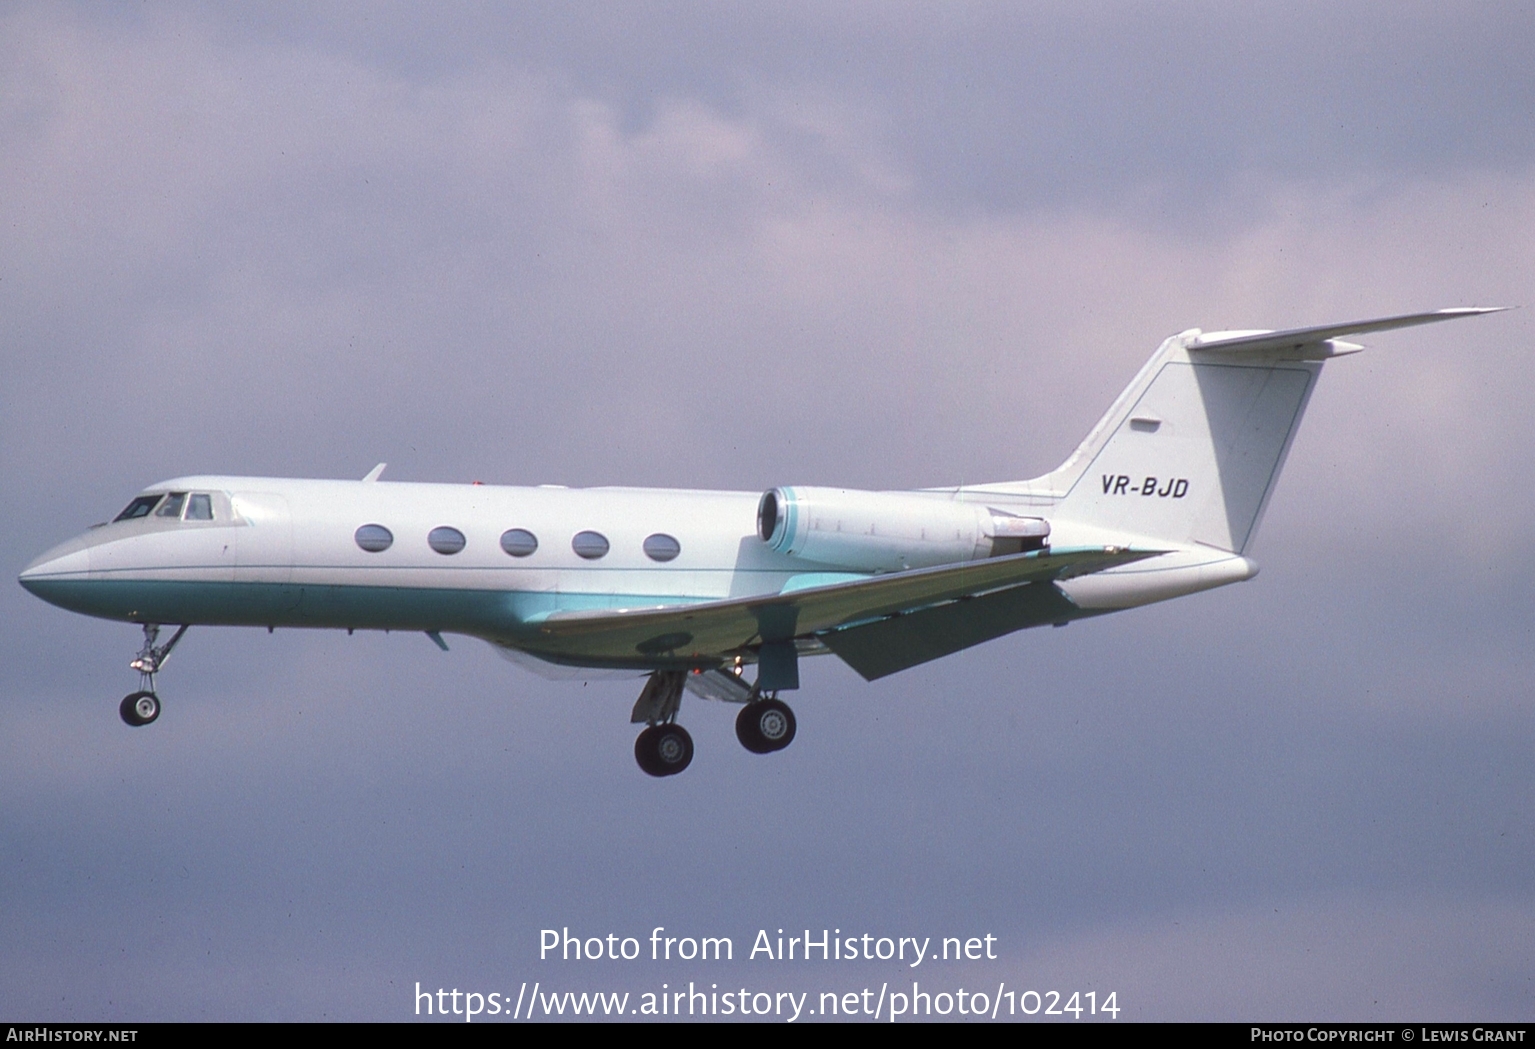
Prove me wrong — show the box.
[19,308,1501,776]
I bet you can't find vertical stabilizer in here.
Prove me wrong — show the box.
[1052,347,1318,552]
[1029,309,1503,553]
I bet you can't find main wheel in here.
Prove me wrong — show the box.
[119,691,160,727]
[634,724,694,777]
[736,698,796,754]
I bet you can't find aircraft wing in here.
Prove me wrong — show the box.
[520,546,1159,668]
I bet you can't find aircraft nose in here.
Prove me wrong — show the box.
[18,540,92,595]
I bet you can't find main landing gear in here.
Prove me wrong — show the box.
[634,723,695,778]
[630,671,692,777]
[735,697,796,754]
[628,668,798,777]
[119,623,188,727]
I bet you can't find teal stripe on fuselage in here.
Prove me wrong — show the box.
[20,578,710,643]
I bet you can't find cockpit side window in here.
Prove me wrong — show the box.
[114,495,163,521]
[186,493,214,521]
[155,492,187,518]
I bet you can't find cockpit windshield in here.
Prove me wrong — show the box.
[112,491,218,523]
[114,495,163,521]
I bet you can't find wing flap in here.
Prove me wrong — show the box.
[818,580,1084,680]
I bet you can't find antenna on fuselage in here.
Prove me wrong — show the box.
[362,463,387,482]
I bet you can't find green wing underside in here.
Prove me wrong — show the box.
[523,547,1159,678]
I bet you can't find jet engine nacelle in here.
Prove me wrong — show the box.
[757,486,1048,572]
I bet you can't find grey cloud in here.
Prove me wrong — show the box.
[70,1,1535,215]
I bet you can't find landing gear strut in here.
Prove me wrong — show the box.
[119,623,187,727]
[736,696,796,754]
[630,671,693,777]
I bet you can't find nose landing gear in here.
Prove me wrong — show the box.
[119,690,160,726]
[119,623,187,727]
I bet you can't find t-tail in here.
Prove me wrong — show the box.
[1002,308,1505,555]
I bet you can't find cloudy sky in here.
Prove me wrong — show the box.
[2,1,1531,1021]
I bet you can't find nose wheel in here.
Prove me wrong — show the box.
[120,691,161,726]
[736,697,796,754]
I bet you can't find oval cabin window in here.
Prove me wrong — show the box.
[642,533,681,562]
[500,528,538,557]
[571,530,610,560]
[355,524,394,552]
[428,526,466,555]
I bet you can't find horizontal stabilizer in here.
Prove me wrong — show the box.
[1189,307,1505,355]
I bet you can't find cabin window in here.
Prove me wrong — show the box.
[428,526,467,555]
[500,528,538,557]
[114,495,163,521]
[642,533,681,562]
[155,492,187,518]
[186,493,214,521]
[572,530,610,560]
[355,524,394,552]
